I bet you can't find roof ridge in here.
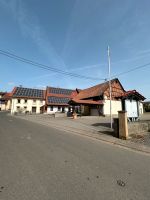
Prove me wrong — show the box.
[79,78,118,91]
[47,86,75,91]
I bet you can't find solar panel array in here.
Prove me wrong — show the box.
[49,87,74,95]
[13,87,44,98]
[47,96,70,104]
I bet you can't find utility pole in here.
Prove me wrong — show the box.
[107,46,112,129]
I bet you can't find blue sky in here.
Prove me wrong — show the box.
[0,0,150,99]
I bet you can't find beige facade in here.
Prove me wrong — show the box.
[11,98,45,114]
[103,99,122,116]
[0,94,11,111]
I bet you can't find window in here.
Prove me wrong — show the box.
[24,106,27,110]
[50,106,53,111]
[25,99,27,103]
[33,99,36,103]
[17,99,20,103]
[58,106,61,111]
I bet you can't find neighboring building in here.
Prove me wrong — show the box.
[3,92,12,110]
[0,92,6,111]
[9,78,145,117]
[11,87,45,114]
[143,101,150,112]
[69,78,145,117]
[120,90,145,118]
[0,92,12,111]
[45,87,77,114]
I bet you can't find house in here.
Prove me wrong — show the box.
[45,86,77,114]
[0,92,6,111]
[69,78,145,117]
[11,87,45,114]
[9,78,145,117]
[0,92,12,111]
[120,90,145,119]
[143,101,150,112]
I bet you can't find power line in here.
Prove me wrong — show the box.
[1,49,149,82]
[0,49,105,81]
[111,62,150,78]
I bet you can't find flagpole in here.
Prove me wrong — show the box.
[107,46,112,129]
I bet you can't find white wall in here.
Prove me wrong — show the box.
[11,98,45,114]
[47,106,69,114]
[103,100,122,115]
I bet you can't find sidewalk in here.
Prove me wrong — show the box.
[12,114,150,154]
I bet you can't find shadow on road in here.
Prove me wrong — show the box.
[92,123,114,136]
[92,123,110,128]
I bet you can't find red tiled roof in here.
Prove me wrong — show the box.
[120,90,145,100]
[0,92,6,95]
[3,92,12,99]
[70,99,103,105]
[74,78,123,100]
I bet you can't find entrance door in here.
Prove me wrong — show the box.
[32,106,36,113]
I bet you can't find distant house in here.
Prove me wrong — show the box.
[143,101,150,112]
[11,87,45,114]
[45,87,77,114]
[0,92,12,111]
[0,92,6,111]
[69,78,145,117]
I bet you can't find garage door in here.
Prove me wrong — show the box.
[90,108,99,116]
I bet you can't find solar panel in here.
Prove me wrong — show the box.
[13,87,44,98]
[49,87,74,95]
[47,96,70,104]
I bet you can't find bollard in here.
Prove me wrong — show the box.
[118,111,128,139]
[72,112,77,119]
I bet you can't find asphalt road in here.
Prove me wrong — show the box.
[0,112,150,200]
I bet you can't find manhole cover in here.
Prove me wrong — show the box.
[117,180,126,187]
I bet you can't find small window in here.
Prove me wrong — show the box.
[25,99,27,103]
[58,106,61,111]
[24,106,27,109]
[33,99,36,103]
[18,99,20,103]
[50,106,53,111]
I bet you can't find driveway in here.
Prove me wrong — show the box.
[13,114,113,135]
